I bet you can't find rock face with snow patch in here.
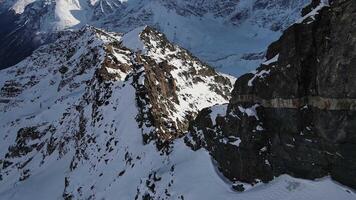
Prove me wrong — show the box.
[188,0,356,190]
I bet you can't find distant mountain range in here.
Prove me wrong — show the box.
[0,0,309,76]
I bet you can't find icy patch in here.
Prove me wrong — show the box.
[296,0,329,24]
[209,104,228,126]
[256,125,264,131]
[230,137,241,147]
[248,69,271,87]
[262,54,279,66]
[121,26,146,53]
[238,104,260,120]
[10,0,36,14]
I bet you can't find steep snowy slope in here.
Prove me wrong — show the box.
[0,0,309,76]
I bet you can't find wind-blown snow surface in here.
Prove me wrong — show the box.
[0,0,310,76]
[0,26,355,200]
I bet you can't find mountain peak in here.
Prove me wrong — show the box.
[0,26,235,198]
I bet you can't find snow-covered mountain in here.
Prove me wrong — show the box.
[0,0,310,76]
[0,25,232,199]
[0,22,355,200]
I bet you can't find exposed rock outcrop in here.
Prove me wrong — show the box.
[138,27,233,141]
[188,0,356,190]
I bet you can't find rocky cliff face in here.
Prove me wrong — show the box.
[188,0,356,191]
